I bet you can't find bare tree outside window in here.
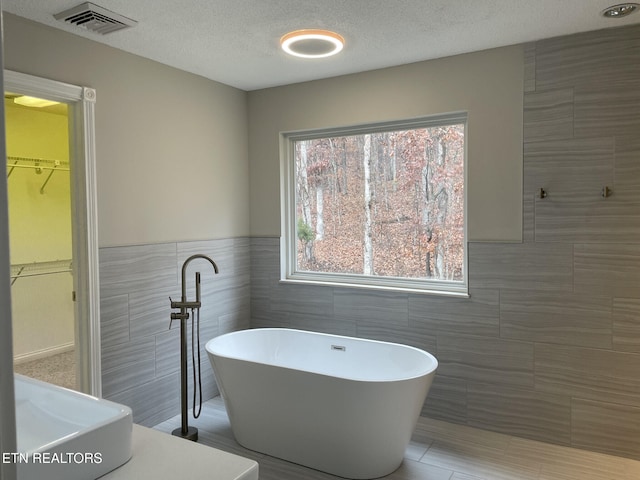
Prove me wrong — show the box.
[285,115,466,294]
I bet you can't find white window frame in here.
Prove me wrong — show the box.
[280,113,468,296]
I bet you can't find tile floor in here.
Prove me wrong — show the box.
[153,396,640,480]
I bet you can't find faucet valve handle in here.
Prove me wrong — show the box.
[168,297,189,328]
[168,297,173,329]
[170,296,181,309]
[169,311,189,329]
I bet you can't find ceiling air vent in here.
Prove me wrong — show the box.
[54,2,137,35]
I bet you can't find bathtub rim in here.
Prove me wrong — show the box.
[205,327,438,383]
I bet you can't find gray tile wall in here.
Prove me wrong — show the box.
[249,24,640,460]
[99,238,250,426]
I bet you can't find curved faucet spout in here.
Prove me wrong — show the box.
[182,254,219,278]
[181,254,219,301]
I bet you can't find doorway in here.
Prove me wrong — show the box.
[6,94,75,388]
[4,70,101,396]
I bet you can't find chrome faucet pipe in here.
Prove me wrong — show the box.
[170,254,219,442]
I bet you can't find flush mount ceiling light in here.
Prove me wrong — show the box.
[280,29,345,58]
[602,3,639,17]
[13,96,60,108]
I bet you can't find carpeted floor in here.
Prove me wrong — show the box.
[14,349,76,390]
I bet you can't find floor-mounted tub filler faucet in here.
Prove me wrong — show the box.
[169,254,219,441]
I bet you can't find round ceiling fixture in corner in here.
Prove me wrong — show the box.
[602,3,639,18]
[280,29,345,58]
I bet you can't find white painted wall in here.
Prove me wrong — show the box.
[248,46,524,241]
[2,13,250,248]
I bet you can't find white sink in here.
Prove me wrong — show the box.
[14,374,132,480]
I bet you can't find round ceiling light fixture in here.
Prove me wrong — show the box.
[602,3,639,17]
[280,29,345,58]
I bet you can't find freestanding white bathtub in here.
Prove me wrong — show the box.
[14,374,133,480]
[205,328,438,479]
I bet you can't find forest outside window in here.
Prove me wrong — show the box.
[281,113,467,295]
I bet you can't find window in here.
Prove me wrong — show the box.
[281,113,467,295]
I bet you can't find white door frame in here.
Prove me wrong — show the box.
[4,70,101,396]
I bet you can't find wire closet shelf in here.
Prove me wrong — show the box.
[6,155,70,194]
[10,259,73,286]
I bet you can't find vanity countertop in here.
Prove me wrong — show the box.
[101,424,258,480]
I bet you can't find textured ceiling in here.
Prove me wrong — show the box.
[3,0,640,91]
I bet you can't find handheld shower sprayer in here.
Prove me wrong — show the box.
[169,254,219,442]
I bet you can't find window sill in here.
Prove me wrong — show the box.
[279,276,469,298]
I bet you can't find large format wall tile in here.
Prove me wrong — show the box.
[108,372,180,427]
[523,196,534,243]
[535,24,640,91]
[524,136,620,243]
[356,322,436,353]
[101,337,156,396]
[523,43,536,93]
[219,309,250,335]
[613,297,640,353]
[99,237,251,427]
[100,294,130,347]
[534,197,640,244]
[288,315,356,336]
[572,398,640,458]
[154,327,180,378]
[249,237,280,282]
[523,88,574,142]
[271,282,335,318]
[437,333,534,388]
[467,383,571,446]
[574,88,640,138]
[335,289,408,326]
[129,285,177,339]
[409,288,499,337]
[522,24,640,460]
[500,290,612,348]
[574,244,640,297]
[250,310,291,329]
[535,343,640,407]
[615,135,640,192]
[249,237,291,328]
[468,243,573,292]
[99,242,178,298]
[200,276,250,318]
[423,375,467,424]
[523,137,614,199]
